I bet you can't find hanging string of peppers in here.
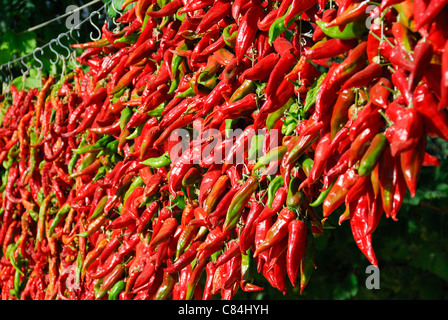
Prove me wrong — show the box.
[0,0,447,300]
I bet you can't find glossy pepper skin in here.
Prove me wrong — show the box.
[223,176,259,232]
[322,168,358,217]
[253,208,296,258]
[286,220,307,287]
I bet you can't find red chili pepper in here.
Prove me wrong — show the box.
[147,0,182,17]
[255,187,288,224]
[239,200,264,254]
[284,0,318,26]
[214,240,241,268]
[195,0,232,34]
[326,1,369,27]
[208,183,241,227]
[339,63,383,93]
[222,126,256,172]
[202,262,217,300]
[203,175,230,215]
[286,220,307,287]
[265,50,296,99]
[414,83,448,141]
[164,241,202,273]
[242,53,280,83]
[439,39,448,109]
[380,41,414,72]
[304,38,357,60]
[235,6,264,64]
[253,208,296,258]
[409,39,434,91]
[149,217,178,248]
[385,101,423,156]
[301,130,332,188]
[369,77,392,109]
[414,0,448,29]
[322,168,358,217]
[153,113,194,149]
[350,195,378,267]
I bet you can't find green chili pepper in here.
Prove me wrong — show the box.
[72,135,114,154]
[36,188,44,206]
[126,122,145,140]
[282,122,297,136]
[248,134,264,162]
[172,41,188,77]
[168,68,183,95]
[6,235,24,275]
[68,132,88,175]
[304,72,326,113]
[108,280,125,300]
[309,179,336,207]
[75,251,82,288]
[114,33,139,44]
[299,155,314,177]
[50,72,76,104]
[120,107,133,130]
[36,195,53,243]
[28,208,39,222]
[48,203,71,237]
[97,140,119,157]
[176,8,186,21]
[93,278,103,299]
[268,13,295,46]
[223,176,259,232]
[229,80,256,104]
[267,98,294,130]
[252,145,288,172]
[93,166,108,182]
[123,176,145,206]
[76,152,98,173]
[358,132,388,177]
[223,24,238,47]
[154,272,177,300]
[286,176,303,209]
[300,228,315,294]
[0,168,7,193]
[266,176,285,209]
[3,144,19,169]
[142,152,171,168]
[12,268,22,299]
[196,75,218,95]
[175,87,196,98]
[89,195,108,221]
[315,19,368,40]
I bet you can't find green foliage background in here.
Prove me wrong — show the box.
[1,0,447,300]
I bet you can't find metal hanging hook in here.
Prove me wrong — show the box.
[89,10,102,41]
[20,58,30,90]
[110,0,122,29]
[69,27,80,44]
[49,39,60,65]
[57,33,72,60]
[7,62,14,84]
[68,28,81,68]
[20,56,31,75]
[32,48,44,71]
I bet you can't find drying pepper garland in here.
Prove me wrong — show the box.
[0,0,447,300]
